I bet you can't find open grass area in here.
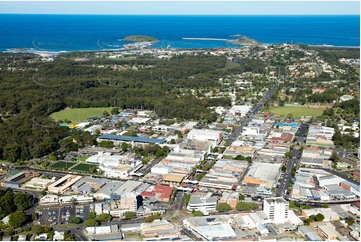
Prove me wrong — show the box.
[267,106,325,118]
[79,155,91,162]
[50,161,76,169]
[70,163,98,172]
[50,107,114,124]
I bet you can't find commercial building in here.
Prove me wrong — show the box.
[297,226,322,241]
[243,162,281,189]
[263,197,289,224]
[186,129,222,143]
[84,225,122,241]
[140,220,181,241]
[25,177,55,190]
[47,175,82,194]
[187,192,218,213]
[183,215,237,241]
[141,184,173,202]
[97,134,166,146]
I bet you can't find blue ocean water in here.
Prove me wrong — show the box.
[0,14,359,51]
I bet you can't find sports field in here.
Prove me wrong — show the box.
[50,107,114,124]
[70,163,98,172]
[50,161,76,169]
[267,106,325,118]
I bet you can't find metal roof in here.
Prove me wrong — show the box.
[98,134,166,144]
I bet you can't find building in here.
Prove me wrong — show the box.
[297,226,322,241]
[220,192,239,208]
[1,171,25,189]
[84,225,122,241]
[186,129,223,143]
[25,177,55,190]
[229,105,252,116]
[187,192,218,213]
[243,162,281,189]
[183,215,237,241]
[263,197,289,224]
[47,175,82,194]
[141,184,173,202]
[97,134,166,146]
[140,220,181,241]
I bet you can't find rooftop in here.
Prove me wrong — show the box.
[98,134,166,144]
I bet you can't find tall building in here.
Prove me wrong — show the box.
[263,197,289,224]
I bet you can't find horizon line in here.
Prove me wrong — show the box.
[0,13,360,16]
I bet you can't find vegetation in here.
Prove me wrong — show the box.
[98,140,115,149]
[236,202,259,211]
[145,213,161,222]
[124,212,137,220]
[68,215,81,224]
[192,210,204,217]
[0,54,230,162]
[267,107,325,118]
[8,211,27,228]
[50,107,114,123]
[96,213,112,222]
[216,202,232,212]
[83,219,100,227]
[305,213,325,225]
[124,35,158,42]
[0,189,33,219]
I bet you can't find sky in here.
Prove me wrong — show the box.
[0,1,359,15]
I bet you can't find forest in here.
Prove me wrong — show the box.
[0,53,236,162]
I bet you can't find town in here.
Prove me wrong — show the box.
[0,43,359,241]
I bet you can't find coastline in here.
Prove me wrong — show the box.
[2,42,360,54]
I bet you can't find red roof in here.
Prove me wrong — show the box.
[141,191,155,198]
[154,184,173,200]
[354,202,360,208]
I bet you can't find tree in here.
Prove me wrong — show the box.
[8,211,27,228]
[103,111,110,117]
[124,212,137,220]
[315,213,325,221]
[98,140,114,149]
[192,210,204,217]
[216,202,232,213]
[14,192,33,211]
[185,194,191,206]
[281,165,287,172]
[96,213,112,223]
[64,230,76,241]
[121,142,129,151]
[236,202,259,211]
[32,225,44,235]
[145,213,161,223]
[345,216,355,226]
[68,215,81,224]
[88,211,96,220]
[83,219,100,227]
[239,194,245,201]
[285,151,293,159]
[111,108,119,115]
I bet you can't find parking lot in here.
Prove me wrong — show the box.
[40,204,93,225]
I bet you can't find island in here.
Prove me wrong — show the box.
[228,36,260,46]
[124,35,158,42]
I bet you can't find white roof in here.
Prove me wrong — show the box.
[196,224,236,239]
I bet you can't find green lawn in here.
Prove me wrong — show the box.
[50,161,76,169]
[267,106,325,118]
[79,155,91,162]
[70,163,98,172]
[50,107,115,124]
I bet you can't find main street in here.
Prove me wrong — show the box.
[226,82,279,143]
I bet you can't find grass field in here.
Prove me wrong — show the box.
[50,161,76,169]
[267,106,325,118]
[50,107,114,124]
[70,163,98,172]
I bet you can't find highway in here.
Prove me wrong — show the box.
[226,82,279,143]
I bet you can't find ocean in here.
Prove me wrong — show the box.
[0,14,359,51]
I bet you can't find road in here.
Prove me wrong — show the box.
[275,147,301,197]
[226,82,279,143]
